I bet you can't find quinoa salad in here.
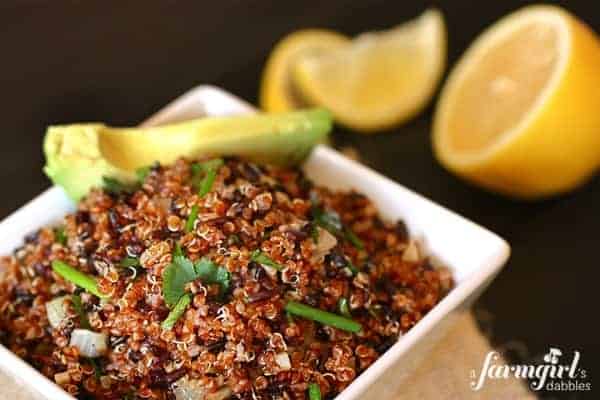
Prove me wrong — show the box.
[0,157,453,400]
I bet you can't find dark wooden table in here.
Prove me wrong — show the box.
[1,1,598,398]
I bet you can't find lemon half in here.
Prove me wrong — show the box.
[292,9,446,132]
[433,5,600,199]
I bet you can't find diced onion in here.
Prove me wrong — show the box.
[69,329,107,358]
[207,387,233,400]
[174,376,232,400]
[311,228,337,262]
[275,352,292,370]
[45,296,69,329]
[54,371,71,385]
[402,241,420,263]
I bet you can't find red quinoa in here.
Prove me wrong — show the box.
[0,158,453,399]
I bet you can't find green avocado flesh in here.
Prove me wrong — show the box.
[44,108,332,201]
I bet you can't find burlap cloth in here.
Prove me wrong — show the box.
[0,312,534,399]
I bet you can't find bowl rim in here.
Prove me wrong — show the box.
[0,85,510,400]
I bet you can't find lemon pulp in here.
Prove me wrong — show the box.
[445,21,563,155]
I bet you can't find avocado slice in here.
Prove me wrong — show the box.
[44,108,332,201]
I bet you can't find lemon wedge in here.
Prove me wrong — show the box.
[292,9,446,132]
[260,29,349,112]
[433,5,600,199]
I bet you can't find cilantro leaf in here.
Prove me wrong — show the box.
[195,258,231,294]
[162,255,197,307]
[162,250,231,307]
[136,162,160,183]
[251,250,284,271]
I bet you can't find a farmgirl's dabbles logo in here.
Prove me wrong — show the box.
[471,348,591,392]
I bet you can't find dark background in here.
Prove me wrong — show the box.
[1,1,598,398]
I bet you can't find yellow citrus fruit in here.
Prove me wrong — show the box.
[292,9,446,132]
[433,5,600,199]
[260,29,349,112]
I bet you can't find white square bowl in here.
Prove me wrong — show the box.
[0,85,510,400]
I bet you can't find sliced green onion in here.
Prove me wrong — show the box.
[71,294,91,330]
[161,294,191,330]
[136,161,159,183]
[193,158,224,173]
[89,358,103,379]
[308,383,321,400]
[285,301,361,333]
[251,250,284,271]
[337,298,351,318]
[346,258,359,275]
[286,312,295,324]
[102,176,135,195]
[185,204,199,233]
[120,257,139,268]
[198,168,218,197]
[310,224,319,244]
[312,206,363,250]
[344,228,364,250]
[193,158,224,197]
[51,260,107,298]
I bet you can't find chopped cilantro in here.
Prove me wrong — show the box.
[102,176,136,195]
[54,227,67,245]
[162,250,230,307]
[162,254,198,307]
[120,257,140,268]
[135,167,150,183]
[251,250,284,271]
[228,234,241,245]
[194,258,231,294]
[135,161,159,183]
